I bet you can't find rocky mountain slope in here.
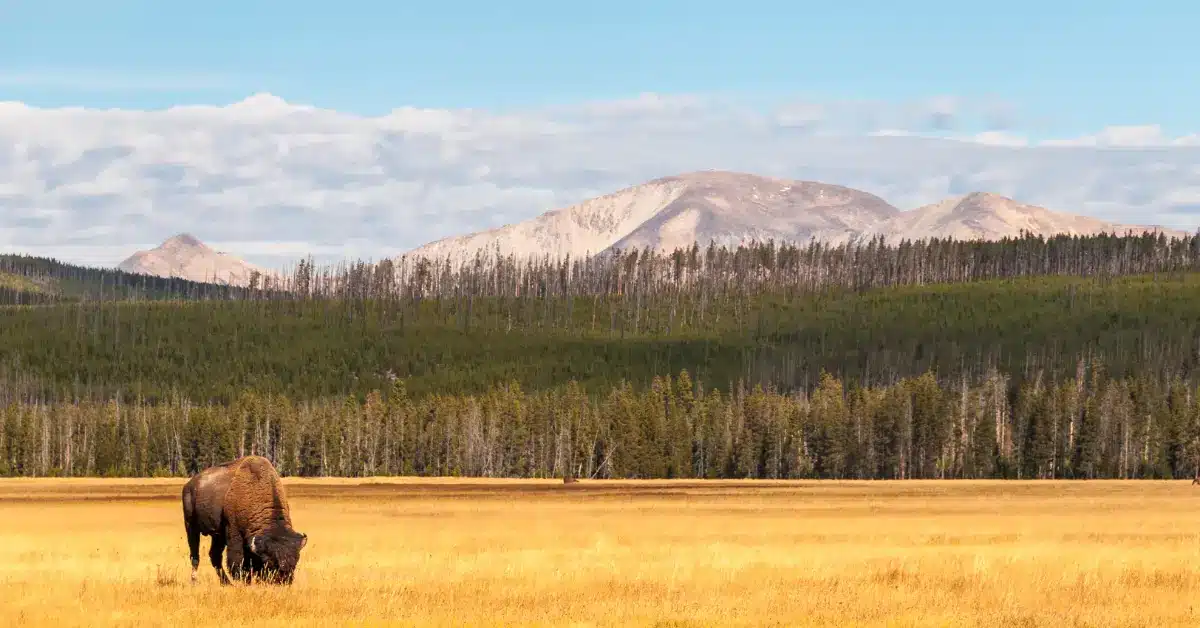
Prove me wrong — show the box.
[401,171,900,263]
[403,171,1188,262]
[825,191,1189,244]
[117,234,273,287]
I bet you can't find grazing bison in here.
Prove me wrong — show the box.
[182,455,308,585]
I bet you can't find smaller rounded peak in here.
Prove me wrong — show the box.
[951,192,1023,212]
[162,233,207,249]
[959,191,1014,203]
[670,169,784,182]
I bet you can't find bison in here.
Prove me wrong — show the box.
[182,455,308,585]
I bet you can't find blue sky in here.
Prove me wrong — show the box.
[1,1,1199,269]
[1,0,1194,138]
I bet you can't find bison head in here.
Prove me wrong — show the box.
[249,529,307,584]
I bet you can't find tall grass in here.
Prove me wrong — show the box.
[2,479,1199,626]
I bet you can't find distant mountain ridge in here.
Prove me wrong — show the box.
[403,171,1188,263]
[822,191,1186,245]
[117,234,275,287]
[112,172,1191,283]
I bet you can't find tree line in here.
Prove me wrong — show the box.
[0,253,274,304]
[254,230,1200,303]
[2,359,1198,480]
[5,231,1200,307]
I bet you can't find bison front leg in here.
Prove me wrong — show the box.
[246,554,268,584]
[209,534,231,586]
[225,531,251,584]
[239,547,254,582]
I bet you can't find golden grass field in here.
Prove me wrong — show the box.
[3,478,1200,627]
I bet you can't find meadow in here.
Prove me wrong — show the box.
[3,479,1200,627]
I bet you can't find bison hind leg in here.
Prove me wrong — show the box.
[186,523,201,584]
[209,534,231,586]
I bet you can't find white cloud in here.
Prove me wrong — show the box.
[1039,125,1200,148]
[0,93,1198,270]
[969,131,1029,147]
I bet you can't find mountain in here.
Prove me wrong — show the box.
[402,171,1189,262]
[117,234,273,287]
[831,191,1190,244]
[605,171,900,254]
[401,171,900,263]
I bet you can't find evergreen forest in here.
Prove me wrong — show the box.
[3,231,1200,479]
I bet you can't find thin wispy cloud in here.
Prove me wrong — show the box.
[0,93,1197,270]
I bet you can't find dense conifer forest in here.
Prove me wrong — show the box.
[3,230,1200,478]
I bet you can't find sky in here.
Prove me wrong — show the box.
[3,1,1196,136]
[0,1,1198,269]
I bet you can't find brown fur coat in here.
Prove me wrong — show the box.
[182,455,307,584]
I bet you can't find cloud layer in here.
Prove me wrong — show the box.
[1,92,1198,270]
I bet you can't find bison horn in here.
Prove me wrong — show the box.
[299,533,308,549]
[249,536,262,555]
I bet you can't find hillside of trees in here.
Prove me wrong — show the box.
[3,231,1200,478]
[0,253,275,304]
[0,232,1198,403]
[0,270,1198,403]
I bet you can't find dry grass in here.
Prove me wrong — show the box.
[3,478,1200,627]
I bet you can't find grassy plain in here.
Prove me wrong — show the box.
[2,479,1200,627]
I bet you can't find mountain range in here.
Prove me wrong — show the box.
[403,171,1188,264]
[115,171,1189,285]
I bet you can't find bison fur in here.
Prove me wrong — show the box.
[182,455,307,585]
